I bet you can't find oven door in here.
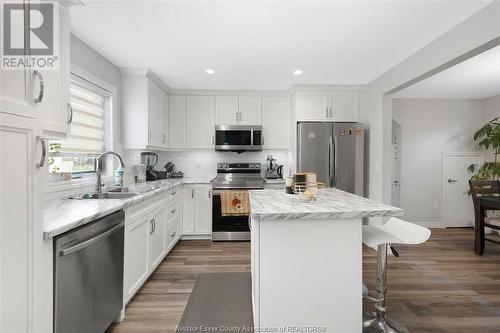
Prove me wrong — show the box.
[215,125,262,151]
[212,189,251,241]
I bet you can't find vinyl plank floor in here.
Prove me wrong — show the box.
[107,229,500,333]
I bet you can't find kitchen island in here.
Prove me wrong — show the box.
[248,188,404,333]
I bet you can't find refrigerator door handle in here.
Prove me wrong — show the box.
[329,135,334,187]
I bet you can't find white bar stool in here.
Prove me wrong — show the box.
[362,217,431,333]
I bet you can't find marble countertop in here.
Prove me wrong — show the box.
[249,188,404,220]
[182,177,215,184]
[43,179,185,239]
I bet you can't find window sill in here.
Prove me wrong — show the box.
[45,174,114,194]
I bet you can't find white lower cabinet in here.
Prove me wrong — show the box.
[182,184,212,238]
[123,187,182,306]
[124,214,151,304]
[148,207,167,271]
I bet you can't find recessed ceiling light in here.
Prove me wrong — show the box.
[206,68,215,74]
[293,69,303,76]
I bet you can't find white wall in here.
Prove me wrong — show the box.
[392,98,485,226]
[359,1,500,209]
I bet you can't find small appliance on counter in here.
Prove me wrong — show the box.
[133,164,146,183]
[265,154,283,179]
[141,152,159,181]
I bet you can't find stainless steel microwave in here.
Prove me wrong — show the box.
[215,125,262,152]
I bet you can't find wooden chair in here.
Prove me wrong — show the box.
[469,180,500,254]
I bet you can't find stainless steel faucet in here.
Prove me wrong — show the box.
[96,151,125,193]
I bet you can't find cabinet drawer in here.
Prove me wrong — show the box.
[166,199,179,223]
[166,188,180,202]
[166,220,180,249]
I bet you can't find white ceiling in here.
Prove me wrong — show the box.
[70,0,492,90]
[393,45,500,99]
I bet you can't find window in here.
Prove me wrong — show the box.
[49,76,110,177]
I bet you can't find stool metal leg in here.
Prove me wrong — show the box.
[363,244,409,333]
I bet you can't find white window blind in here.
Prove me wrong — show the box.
[61,80,106,154]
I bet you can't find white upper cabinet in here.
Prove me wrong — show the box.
[186,95,215,149]
[295,91,359,122]
[121,69,169,150]
[329,91,359,122]
[215,96,262,125]
[215,96,239,125]
[262,96,290,149]
[37,2,71,138]
[239,96,262,125]
[168,95,187,149]
[0,1,71,138]
[147,80,165,148]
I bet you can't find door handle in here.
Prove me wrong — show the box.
[36,136,46,168]
[448,179,458,183]
[33,70,44,103]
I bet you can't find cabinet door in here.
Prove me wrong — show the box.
[239,96,262,125]
[123,216,150,304]
[215,96,238,125]
[262,96,290,149]
[296,92,329,121]
[161,92,169,148]
[186,95,215,149]
[147,79,164,148]
[37,2,70,138]
[0,3,33,119]
[1,115,41,333]
[182,186,196,234]
[168,95,187,149]
[329,92,359,122]
[149,208,166,271]
[194,185,212,234]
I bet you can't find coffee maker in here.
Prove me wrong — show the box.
[265,154,283,179]
[141,152,159,181]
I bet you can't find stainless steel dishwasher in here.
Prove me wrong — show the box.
[54,210,124,333]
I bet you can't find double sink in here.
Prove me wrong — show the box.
[74,184,160,200]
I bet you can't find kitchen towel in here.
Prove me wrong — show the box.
[221,191,250,216]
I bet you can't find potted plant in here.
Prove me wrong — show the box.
[468,117,500,180]
[468,117,500,235]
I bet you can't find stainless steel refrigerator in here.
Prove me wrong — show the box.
[297,122,364,195]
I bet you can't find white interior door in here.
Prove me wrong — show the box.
[391,120,401,207]
[443,153,480,227]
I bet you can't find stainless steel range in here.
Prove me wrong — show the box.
[211,163,264,241]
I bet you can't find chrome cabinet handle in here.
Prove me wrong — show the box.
[150,218,156,234]
[192,188,194,198]
[208,189,211,198]
[33,70,44,103]
[162,133,166,144]
[171,231,176,238]
[67,103,73,124]
[212,135,214,145]
[448,179,458,183]
[325,107,329,118]
[262,136,265,146]
[248,217,252,231]
[329,107,333,118]
[171,191,176,196]
[36,136,46,168]
[171,209,176,214]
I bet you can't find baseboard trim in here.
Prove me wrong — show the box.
[181,234,211,240]
[414,222,446,228]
